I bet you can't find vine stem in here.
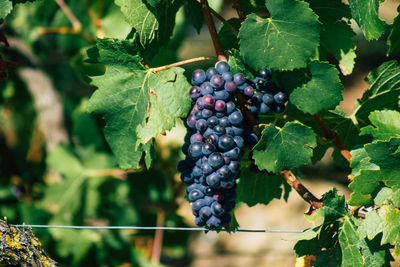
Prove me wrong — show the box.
[280,170,323,209]
[200,0,227,61]
[232,0,246,22]
[313,114,352,163]
[149,57,216,73]
[196,0,239,36]
[54,0,81,31]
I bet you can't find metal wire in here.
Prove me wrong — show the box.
[11,224,303,233]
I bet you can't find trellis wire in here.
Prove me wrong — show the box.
[11,224,303,233]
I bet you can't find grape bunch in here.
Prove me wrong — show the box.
[238,67,288,114]
[178,61,247,228]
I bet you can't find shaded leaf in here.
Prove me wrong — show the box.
[387,6,400,55]
[290,61,344,114]
[360,110,400,141]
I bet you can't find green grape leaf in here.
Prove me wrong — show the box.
[218,18,240,51]
[360,210,384,240]
[239,0,265,14]
[228,49,254,79]
[353,60,400,123]
[253,121,317,173]
[308,0,355,75]
[348,0,387,41]
[0,0,12,19]
[321,188,346,223]
[360,110,400,141]
[115,0,158,46]
[387,6,400,55]
[185,0,204,34]
[87,38,191,169]
[350,147,380,177]
[380,205,400,245]
[145,0,160,7]
[339,215,389,267]
[320,22,356,75]
[290,61,344,114]
[239,0,320,71]
[348,191,373,207]
[236,165,283,207]
[361,60,400,101]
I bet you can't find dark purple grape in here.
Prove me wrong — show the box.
[225,127,234,136]
[215,112,225,118]
[210,75,224,89]
[207,116,219,128]
[208,133,219,145]
[186,115,196,128]
[249,105,258,113]
[274,92,287,104]
[232,126,244,136]
[211,201,225,217]
[202,162,213,175]
[208,152,224,169]
[218,135,235,150]
[222,72,233,81]
[194,110,202,119]
[228,111,243,125]
[259,67,272,79]
[190,133,203,143]
[219,117,229,127]
[273,104,284,113]
[224,81,237,93]
[262,93,274,105]
[215,61,230,74]
[214,90,229,101]
[177,160,191,173]
[202,143,215,156]
[226,102,235,114]
[223,156,231,164]
[260,103,270,114]
[199,206,212,220]
[189,142,203,158]
[215,100,226,112]
[190,86,201,100]
[201,108,213,119]
[237,82,248,91]
[228,161,240,174]
[192,199,207,211]
[200,82,214,96]
[196,97,204,110]
[189,189,204,201]
[216,165,232,179]
[194,217,205,226]
[181,173,193,183]
[206,67,218,80]
[224,147,241,160]
[233,136,244,148]
[203,94,215,109]
[252,93,263,104]
[192,69,206,85]
[244,86,254,97]
[195,119,207,132]
[233,73,246,85]
[207,215,221,228]
[206,172,220,187]
[213,125,226,136]
[203,127,213,138]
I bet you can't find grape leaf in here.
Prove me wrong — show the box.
[290,61,344,115]
[185,0,204,34]
[353,60,400,123]
[239,0,265,14]
[236,165,283,207]
[339,215,389,267]
[348,0,387,41]
[0,0,12,19]
[145,0,160,7]
[252,121,317,173]
[307,0,356,75]
[218,18,240,51]
[87,38,191,170]
[115,0,158,46]
[360,110,400,141]
[380,205,400,245]
[360,210,384,240]
[239,0,320,71]
[387,6,400,55]
[228,49,254,79]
